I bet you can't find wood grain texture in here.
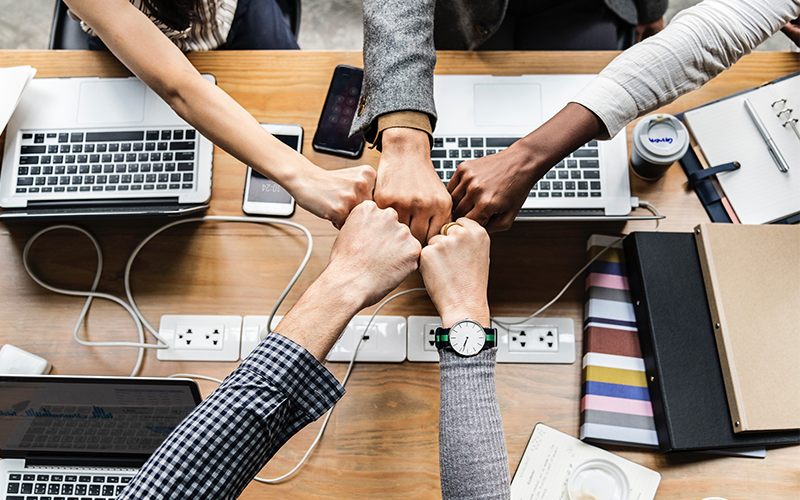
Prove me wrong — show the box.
[0,51,798,499]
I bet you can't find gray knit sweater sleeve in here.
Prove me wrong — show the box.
[439,348,510,500]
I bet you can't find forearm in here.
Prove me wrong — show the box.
[439,348,510,500]
[573,0,800,138]
[277,266,367,360]
[507,103,604,182]
[120,333,345,500]
[166,76,317,194]
[65,0,318,197]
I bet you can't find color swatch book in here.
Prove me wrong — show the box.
[580,234,658,448]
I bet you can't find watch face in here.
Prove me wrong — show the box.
[448,320,486,356]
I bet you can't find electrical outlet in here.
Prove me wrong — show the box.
[157,315,242,362]
[494,317,574,363]
[241,315,284,359]
[508,325,558,352]
[407,316,575,363]
[408,316,441,362]
[326,316,406,362]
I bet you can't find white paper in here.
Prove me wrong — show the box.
[0,66,36,134]
[684,76,800,224]
[511,424,661,500]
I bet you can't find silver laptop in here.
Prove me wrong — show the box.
[0,75,215,219]
[432,74,633,220]
[0,375,201,499]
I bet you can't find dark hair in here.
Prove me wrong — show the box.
[140,0,215,32]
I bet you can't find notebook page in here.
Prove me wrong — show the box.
[684,77,800,224]
[511,424,661,500]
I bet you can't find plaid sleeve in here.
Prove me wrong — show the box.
[118,332,345,500]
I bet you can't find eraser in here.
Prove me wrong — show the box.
[0,345,52,375]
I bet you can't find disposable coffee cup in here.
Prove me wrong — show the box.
[630,113,689,180]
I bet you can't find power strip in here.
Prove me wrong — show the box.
[157,315,242,362]
[241,315,406,362]
[407,316,575,363]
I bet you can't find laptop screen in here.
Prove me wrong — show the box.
[0,376,202,460]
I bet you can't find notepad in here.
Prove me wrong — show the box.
[0,65,36,134]
[684,73,799,224]
[694,223,800,433]
[511,423,661,500]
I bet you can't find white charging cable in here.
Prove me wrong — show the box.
[22,216,313,376]
[492,199,662,328]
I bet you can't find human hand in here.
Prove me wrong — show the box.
[636,17,665,43]
[419,218,490,328]
[374,128,452,244]
[447,145,540,233]
[781,19,800,47]
[326,200,421,309]
[292,165,376,228]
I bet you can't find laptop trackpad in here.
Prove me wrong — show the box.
[474,83,541,128]
[78,80,146,124]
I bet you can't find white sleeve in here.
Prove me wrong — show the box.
[572,0,800,139]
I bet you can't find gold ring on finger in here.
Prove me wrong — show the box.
[441,221,463,236]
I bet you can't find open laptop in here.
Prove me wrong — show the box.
[0,75,215,219]
[432,74,637,221]
[0,375,201,499]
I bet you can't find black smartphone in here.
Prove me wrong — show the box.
[312,64,365,159]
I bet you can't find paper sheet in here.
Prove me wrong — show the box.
[0,66,36,134]
[511,424,660,500]
[684,76,800,224]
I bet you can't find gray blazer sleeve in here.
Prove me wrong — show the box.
[350,0,438,140]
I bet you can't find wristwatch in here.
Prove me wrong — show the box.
[435,319,496,357]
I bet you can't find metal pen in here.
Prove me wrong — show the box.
[743,98,789,173]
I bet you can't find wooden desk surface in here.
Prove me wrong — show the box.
[1,50,798,499]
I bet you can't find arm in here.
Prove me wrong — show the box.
[354,0,451,243]
[64,0,375,227]
[420,218,510,500]
[448,0,800,232]
[120,201,420,500]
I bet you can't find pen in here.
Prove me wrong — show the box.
[744,98,789,173]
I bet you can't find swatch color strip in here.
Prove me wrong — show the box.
[580,234,658,448]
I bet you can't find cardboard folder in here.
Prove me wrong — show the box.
[694,223,800,433]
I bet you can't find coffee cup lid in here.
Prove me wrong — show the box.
[634,114,689,163]
[567,459,630,500]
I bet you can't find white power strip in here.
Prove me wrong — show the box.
[241,315,406,362]
[407,316,575,363]
[157,315,242,362]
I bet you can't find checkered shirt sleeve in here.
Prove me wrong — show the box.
[118,332,345,500]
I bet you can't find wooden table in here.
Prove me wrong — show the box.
[1,50,797,499]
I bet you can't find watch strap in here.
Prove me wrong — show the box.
[435,327,497,350]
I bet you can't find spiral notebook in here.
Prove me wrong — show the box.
[683,73,800,225]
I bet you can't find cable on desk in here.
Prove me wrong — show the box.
[22,216,313,377]
[492,200,662,328]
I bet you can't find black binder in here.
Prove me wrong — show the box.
[622,232,800,453]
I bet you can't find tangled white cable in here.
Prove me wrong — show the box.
[22,216,313,376]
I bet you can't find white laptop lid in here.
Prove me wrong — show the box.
[0,75,214,213]
[433,74,631,217]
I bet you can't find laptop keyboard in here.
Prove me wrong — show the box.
[15,129,198,195]
[430,137,602,199]
[5,471,134,499]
